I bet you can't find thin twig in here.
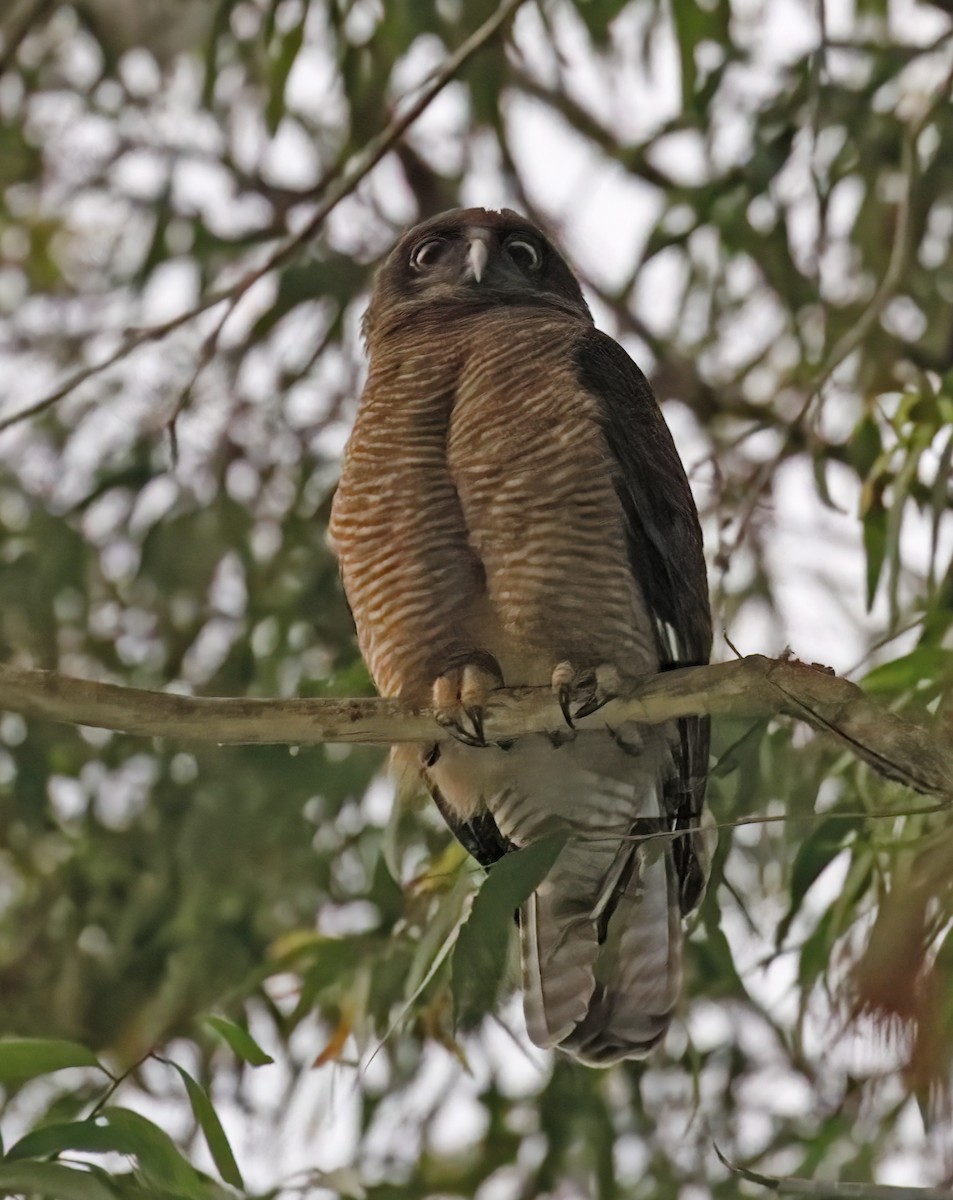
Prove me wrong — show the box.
[0,0,531,436]
[85,1050,153,1120]
[0,305,229,434]
[167,300,233,462]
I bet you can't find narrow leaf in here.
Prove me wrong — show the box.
[863,647,953,696]
[862,498,888,611]
[168,1063,243,1189]
[452,833,567,1030]
[313,1018,352,1068]
[669,0,699,107]
[203,1016,274,1065]
[775,815,861,949]
[266,19,305,133]
[99,1107,204,1198]
[0,1038,102,1084]
[0,1162,117,1200]
[7,1119,127,1161]
[847,415,882,478]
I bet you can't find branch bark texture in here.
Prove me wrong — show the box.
[0,656,950,800]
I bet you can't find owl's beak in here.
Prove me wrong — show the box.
[467,236,489,284]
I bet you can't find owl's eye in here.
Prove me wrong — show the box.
[504,237,541,271]
[410,238,447,270]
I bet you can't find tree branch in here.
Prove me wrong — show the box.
[0,0,530,435]
[1,656,950,800]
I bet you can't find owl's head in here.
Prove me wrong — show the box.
[363,207,592,344]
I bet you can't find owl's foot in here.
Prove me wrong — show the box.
[433,652,504,748]
[551,661,622,727]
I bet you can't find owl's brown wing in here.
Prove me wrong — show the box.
[575,329,712,914]
[430,330,712,889]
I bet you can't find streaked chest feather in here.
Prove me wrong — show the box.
[332,308,657,696]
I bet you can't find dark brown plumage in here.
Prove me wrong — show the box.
[330,207,712,1064]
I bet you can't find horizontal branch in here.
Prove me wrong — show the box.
[0,656,950,799]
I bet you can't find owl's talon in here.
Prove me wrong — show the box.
[551,661,622,722]
[557,686,574,729]
[432,653,503,749]
[435,709,484,747]
[573,693,602,720]
[551,661,578,729]
[465,705,485,745]
[447,721,486,747]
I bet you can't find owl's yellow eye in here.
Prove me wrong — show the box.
[410,238,446,270]
[504,237,541,271]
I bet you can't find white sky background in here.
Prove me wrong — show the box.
[2,0,953,1193]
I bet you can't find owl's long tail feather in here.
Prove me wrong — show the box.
[519,802,682,1066]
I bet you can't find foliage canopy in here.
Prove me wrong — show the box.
[1,0,952,1194]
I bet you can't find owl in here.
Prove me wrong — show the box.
[330,207,712,1065]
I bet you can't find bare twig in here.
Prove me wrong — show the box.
[0,0,530,436]
[167,300,233,461]
[0,305,227,434]
[0,656,950,800]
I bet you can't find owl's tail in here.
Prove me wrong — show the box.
[519,821,682,1066]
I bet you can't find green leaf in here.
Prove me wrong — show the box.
[451,833,567,1031]
[775,815,861,948]
[98,1107,206,1198]
[368,855,405,929]
[882,424,932,622]
[670,1,699,107]
[0,1162,117,1200]
[6,1119,127,1161]
[812,455,844,512]
[0,1038,103,1084]
[574,0,631,45]
[797,905,838,993]
[203,1016,275,1066]
[863,646,953,696]
[266,16,306,133]
[848,415,882,478]
[168,1063,243,1189]
[688,893,749,1000]
[12,1110,203,1196]
[8,1105,233,1193]
[862,496,888,610]
[929,426,953,584]
[401,854,473,1004]
[797,850,873,998]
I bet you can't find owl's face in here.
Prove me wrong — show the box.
[364,207,592,343]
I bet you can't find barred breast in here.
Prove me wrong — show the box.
[329,320,478,702]
[447,307,658,683]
